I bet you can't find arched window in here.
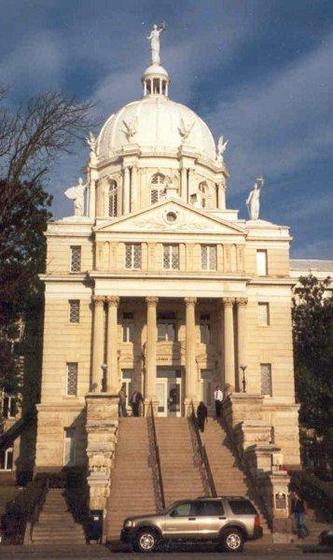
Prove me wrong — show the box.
[108,180,118,217]
[151,173,166,204]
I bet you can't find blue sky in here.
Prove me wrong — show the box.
[1,0,332,258]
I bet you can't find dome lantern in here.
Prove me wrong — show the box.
[143,23,169,97]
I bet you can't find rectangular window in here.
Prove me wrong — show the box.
[122,312,135,342]
[66,362,78,396]
[158,312,177,341]
[70,246,81,272]
[64,428,76,466]
[163,244,179,270]
[260,363,272,396]
[201,245,217,271]
[200,313,211,344]
[125,243,142,269]
[69,300,80,323]
[0,448,13,471]
[2,395,17,419]
[256,250,268,276]
[258,302,270,326]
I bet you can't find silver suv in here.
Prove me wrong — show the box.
[121,496,263,553]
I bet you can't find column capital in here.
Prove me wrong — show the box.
[145,296,159,305]
[236,297,248,306]
[106,296,120,306]
[223,297,235,306]
[184,296,197,306]
[93,295,105,305]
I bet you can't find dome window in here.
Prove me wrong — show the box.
[151,173,166,204]
[108,180,118,217]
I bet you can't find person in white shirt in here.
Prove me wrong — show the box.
[214,385,223,419]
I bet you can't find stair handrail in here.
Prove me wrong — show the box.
[148,401,166,511]
[188,401,217,498]
[23,475,49,544]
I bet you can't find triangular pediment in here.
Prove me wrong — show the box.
[95,198,245,236]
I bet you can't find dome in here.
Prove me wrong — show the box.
[97,95,217,161]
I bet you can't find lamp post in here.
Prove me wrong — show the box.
[240,365,247,393]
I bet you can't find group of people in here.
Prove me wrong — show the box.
[118,384,143,417]
[196,385,224,432]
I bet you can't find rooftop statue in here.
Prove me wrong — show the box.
[86,132,98,165]
[147,22,166,65]
[65,177,87,216]
[178,117,194,145]
[246,177,264,220]
[122,117,138,142]
[216,135,228,163]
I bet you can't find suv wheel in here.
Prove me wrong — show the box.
[222,529,244,552]
[133,528,159,553]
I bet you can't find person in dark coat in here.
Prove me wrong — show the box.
[290,491,309,539]
[130,390,144,417]
[197,401,208,432]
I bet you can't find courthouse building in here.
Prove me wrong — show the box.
[34,30,307,482]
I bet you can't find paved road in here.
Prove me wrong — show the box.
[0,544,332,559]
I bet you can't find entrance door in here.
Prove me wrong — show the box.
[156,368,182,417]
[156,379,168,417]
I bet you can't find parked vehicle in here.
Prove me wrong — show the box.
[319,529,333,547]
[121,496,263,553]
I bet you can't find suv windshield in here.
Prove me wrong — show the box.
[228,499,257,515]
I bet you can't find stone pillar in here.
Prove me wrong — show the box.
[185,297,197,412]
[145,297,158,410]
[123,166,130,214]
[131,165,138,211]
[217,182,226,209]
[106,296,120,394]
[180,167,187,201]
[88,165,98,218]
[223,297,235,393]
[236,297,248,392]
[91,296,105,392]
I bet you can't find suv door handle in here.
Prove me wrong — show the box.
[188,517,196,520]
[219,516,226,519]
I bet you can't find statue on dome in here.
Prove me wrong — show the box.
[246,177,264,220]
[216,135,228,163]
[86,132,98,164]
[65,177,87,216]
[178,117,194,145]
[122,117,138,142]
[147,22,166,65]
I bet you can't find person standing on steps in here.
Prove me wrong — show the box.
[290,490,309,539]
[214,385,223,419]
[197,401,208,433]
[130,389,144,417]
[118,383,127,417]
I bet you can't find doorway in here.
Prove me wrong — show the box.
[156,368,182,417]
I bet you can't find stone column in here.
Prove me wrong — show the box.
[131,165,138,211]
[91,296,105,392]
[106,296,120,394]
[223,297,235,393]
[236,298,248,392]
[185,297,197,412]
[217,182,226,209]
[145,297,158,409]
[180,167,187,201]
[123,166,130,214]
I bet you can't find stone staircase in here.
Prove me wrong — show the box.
[201,419,272,542]
[31,488,86,544]
[105,417,156,542]
[155,417,205,506]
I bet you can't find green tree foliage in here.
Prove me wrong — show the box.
[292,275,333,436]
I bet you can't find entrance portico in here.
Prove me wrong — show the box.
[90,293,248,415]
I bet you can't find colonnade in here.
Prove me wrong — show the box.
[91,295,248,407]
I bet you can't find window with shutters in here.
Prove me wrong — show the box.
[0,448,13,470]
[256,250,268,276]
[70,246,81,272]
[201,245,217,271]
[200,313,211,343]
[158,312,177,341]
[69,300,80,323]
[260,363,272,396]
[108,180,118,217]
[66,362,78,396]
[258,302,270,326]
[2,394,17,419]
[163,244,179,270]
[151,173,166,204]
[125,243,142,269]
[122,312,135,342]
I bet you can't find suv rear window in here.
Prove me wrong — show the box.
[228,499,257,515]
[194,500,224,517]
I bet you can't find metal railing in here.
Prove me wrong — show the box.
[23,476,49,544]
[147,401,165,511]
[188,402,217,497]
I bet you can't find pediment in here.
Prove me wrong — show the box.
[95,199,245,236]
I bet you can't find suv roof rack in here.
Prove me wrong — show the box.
[196,495,247,500]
